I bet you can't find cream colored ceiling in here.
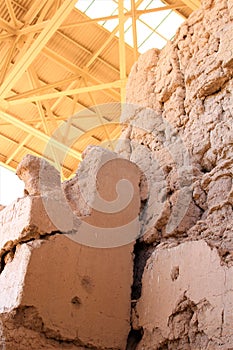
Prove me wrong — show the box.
[0,0,200,178]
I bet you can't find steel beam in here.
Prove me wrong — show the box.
[180,0,200,10]
[57,30,120,74]
[6,76,95,116]
[0,33,14,40]
[6,74,81,101]
[16,20,50,35]
[42,46,121,101]
[118,0,126,103]
[5,0,19,27]
[0,18,15,33]
[136,3,186,15]
[27,67,49,134]
[131,0,139,62]
[0,37,18,85]
[7,80,123,104]
[84,0,144,69]
[63,3,186,28]
[0,110,82,160]
[5,122,41,165]
[0,0,77,99]
[22,0,49,24]
[83,76,114,151]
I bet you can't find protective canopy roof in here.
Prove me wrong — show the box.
[0,0,200,179]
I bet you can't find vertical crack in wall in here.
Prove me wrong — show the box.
[126,329,143,350]
[126,240,154,349]
[131,241,154,301]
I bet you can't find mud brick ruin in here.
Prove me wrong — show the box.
[0,0,233,349]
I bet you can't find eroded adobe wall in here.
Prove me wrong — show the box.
[0,150,143,350]
[1,1,233,349]
[117,0,233,349]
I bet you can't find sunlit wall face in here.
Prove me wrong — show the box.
[0,167,24,206]
[0,1,185,206]
[75,0,184,53]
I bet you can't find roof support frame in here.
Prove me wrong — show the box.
[61,3,186,29]
[0,0,200,176]
[57,30,120,75]
[0,109,82,160]
[0,36,18,85]
[131,0,139,62]
[180,0,200,10]
[27,66,50,134]
[2,130,73,174]
[42,46,121,101]
[22,0,49,24]
[7,80,123,104]
[5,77,96,117]
[118,0,127,103]
[27,66,65,171]
[0,18,15,33]
[0,0,78,99]
[5,0,19,27]
[16,20,50,35]
[7,74,82,101]
[5,121,41,165]
[83,76,114,150]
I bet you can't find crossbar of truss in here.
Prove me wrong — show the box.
[0,109,82,160]
[7,80,124,104]
[0,0,77,99]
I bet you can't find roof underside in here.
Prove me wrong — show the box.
[0,0,200,178]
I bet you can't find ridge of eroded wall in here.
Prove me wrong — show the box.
[0,149,143,350]
[117,0,233,349]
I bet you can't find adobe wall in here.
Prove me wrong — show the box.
[0,150,143,350]
[0,1,233,349]
[117,0,233,349]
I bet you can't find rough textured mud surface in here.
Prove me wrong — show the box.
[0,149,142,350]
[116,0,233,348]
[136,241,233,350]
[1,1,233,349]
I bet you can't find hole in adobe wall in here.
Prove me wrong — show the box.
[170,266,180,281]
[126,328,144,350]
[126,240,154,349]
[200,165,212,174]
[139,199,148,220]
[71,296,82,307]
[131,241,154,300]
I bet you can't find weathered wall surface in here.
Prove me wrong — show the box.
[0,1,233,349]
[0,150,142,350]
[117,0,233,348]
[137,241,233,349]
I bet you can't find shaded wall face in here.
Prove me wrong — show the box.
[0,149,144,350]
[0,1,233,350]
[116,0,233,348]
